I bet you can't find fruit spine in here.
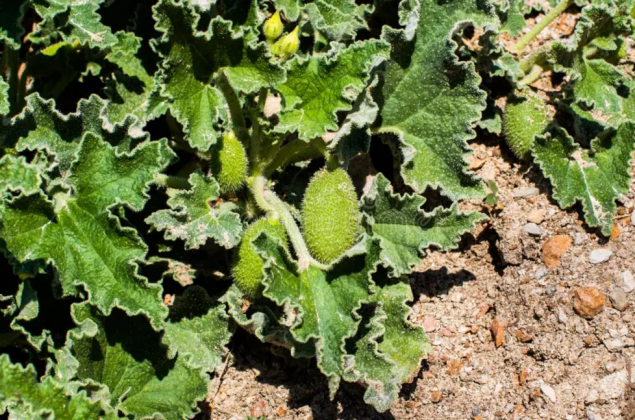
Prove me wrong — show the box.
[211,131,247,193]
[502,91,550,159]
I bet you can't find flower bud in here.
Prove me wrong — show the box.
[273,25,300,59]
[263,11,284,43]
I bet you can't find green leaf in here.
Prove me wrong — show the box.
[255,235,381,395]
[376,0,497,200]
[304,0,371,41]
[68,304,209,420]
[0,134,175,329]
[272,0,301,21]
[223,285,316,357]
[163,286,232,373]
[146,171,243,249]
[548,2,633,126]
[0,79,9,115]
[32,0,118,49]
[499,0,526,37]
[0,354,117,420]
[2,94,151,174]
[153,0,285,150]
[0,0,28,50]
[362,173,486,277]
[0,156,42,198]
[532,124,635,236]
[275,40,389,141]
[344,277,430,412]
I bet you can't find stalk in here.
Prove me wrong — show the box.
[16,62,29,111]
[5,46,19,114]
[216,71,249,145]
[518,64,544,86]
[251,175,327,271]
[263,140,308,178]
[511,0,574,53]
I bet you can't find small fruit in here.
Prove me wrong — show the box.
[211,131,247,193]
[302,168,360,264]
[232,217,287,297]
[263,11,283,43]
[272,26,300,59]
[502,91,550,159]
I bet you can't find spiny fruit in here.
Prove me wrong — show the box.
[502,91,550,159]
[233,217,287,297]
[211,131,247,193]
[263,11,283,43]
[302,168,360,264]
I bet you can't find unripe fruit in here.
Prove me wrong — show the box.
[211,131,247,193]
[302,168,360,264]
[263,11,283,43]
[502,91,550,159]
[272,26,299,59]
[232,217,287,297]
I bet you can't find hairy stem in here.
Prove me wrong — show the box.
[519,64,544,86]
[216,71,249,145]
[251,175,326,271]
[263,140,309,177]
[511,0,574,53]
[5,46,19,114]
[248,106,261,174]
[154,174,191,190]
[16,62,29,111]
[258,87,268,111]
[518,46,548,73]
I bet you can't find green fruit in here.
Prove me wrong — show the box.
[502,91,550,159]
[211,131,247,193]
[232,217,287,297]
[302,168,360,264]
[272,26,299,59]
[263,11,283,43]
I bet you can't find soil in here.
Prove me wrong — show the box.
[201,7,635,420]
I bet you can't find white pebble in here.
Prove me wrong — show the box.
[523,223,543,236]
[622,271,635,293]
[589,249,612,264]
[541,383,557,403]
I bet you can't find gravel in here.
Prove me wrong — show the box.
[609,287,628,311]
[622,270,635,293]
[513,187,539,199]
[541,384,557,403]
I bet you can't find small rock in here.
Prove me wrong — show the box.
[558,307,568,324]
[527,209,546,224]
[573,287,606,318]
[540,383,556,403]
[609,287,628,311]
[603,338,624,351]
[472,406,481,416]
[631,211,635,226]
[513,187,539,199]
[587,412,602,420]
[535,267,548,280]
[523,223,543,236]
[589,249,612,264]
[585,389,599,405]
[490,318,505,348]
[534,305,545,318]
[599,368,631,399]
[574,232,585,246]
[515,330,533,343]
[431,390,443,403]
[546,284,557,296]
[622,271,635,293]
[542,235,573,269]
[422,316,438,333]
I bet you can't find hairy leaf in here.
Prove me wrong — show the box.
[255,235,381,396]
[275,40,389,141]
[362,173,486,276]
[0,0,28,49]
[146,171,243,249]
[533,124,635,235]
[68,304,209,420]
[153,0,285,150]
[0,354,116,420]
[0,80,9,115]
[273,0,301,21]
[0,156,42,198]
[304,0,370,41]
[377,0,497,200]
[0,134,175,329]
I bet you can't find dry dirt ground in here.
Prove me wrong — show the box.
[200,11,635,420]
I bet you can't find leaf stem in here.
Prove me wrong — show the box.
[263,140,308,177]
[216,71,249,146]
[5,46,19,114]
[154,174,191,190]
[251,175,326,271]
[510,0,574,53]
[518,64,544,86]
[16,62,29,111]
